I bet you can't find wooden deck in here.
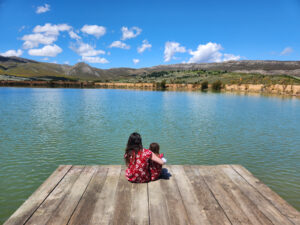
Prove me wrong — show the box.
[4,165,300,225]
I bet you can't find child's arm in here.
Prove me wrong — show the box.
[151,152,165,165]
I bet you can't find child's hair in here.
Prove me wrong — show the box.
[149,143,160,155]
[125,132,143,165]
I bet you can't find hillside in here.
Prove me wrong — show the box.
[0,56,300,81]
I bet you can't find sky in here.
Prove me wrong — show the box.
[0,0,299,69]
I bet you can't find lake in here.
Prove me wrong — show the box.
[0,87,299,223]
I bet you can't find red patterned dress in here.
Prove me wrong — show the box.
[149,153,163,181]
[125,148,152,183]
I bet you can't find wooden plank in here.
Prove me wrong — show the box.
[231,164,300,224]
[151,166,190,225]
[130,181,149,225]
[89,165,122,225]
[68,166,108,225]
[222,165,294,225]
[25,166,84,225]
[170,165,210,225]
[213,165,274,225]
[111,166,133,225]
[148,177,171,225]
[4,165,72,225]
[46,166,97,225]
[198,166,253,225]
[184,166,231,225]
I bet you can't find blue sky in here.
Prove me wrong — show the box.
[0,0,299,69]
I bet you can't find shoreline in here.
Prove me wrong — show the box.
[1,80,300,97]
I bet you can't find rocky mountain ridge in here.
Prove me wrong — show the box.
[0,56,299,81]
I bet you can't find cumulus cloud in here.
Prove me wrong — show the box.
[22,23,72,49]
[109,41,130,49]
[280,47,293,55]
[188,42,223,63]
[82,56,109,64]
[223,53,241,61]
[188,42,240,63]
[121,26,142,40]
[137,40,152,53]
[133,59,140,64]
[70,42,105,57]
[33,23,71,36]
[36,4,50,14]
[81,25,106,38]
[0,49,23,57]
[22,33,57,49]
[164,41,186,62]
[68,30,81,40]
[28,44,62,57]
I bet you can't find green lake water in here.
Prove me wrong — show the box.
[0,87,299,223]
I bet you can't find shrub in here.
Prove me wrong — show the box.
[201,81,208,90]
[157,80,167,89]
[211,80,223,91]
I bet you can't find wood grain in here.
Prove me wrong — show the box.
[4,165,72,225]
[4,165,298,225]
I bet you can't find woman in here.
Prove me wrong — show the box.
[124,132,164,183]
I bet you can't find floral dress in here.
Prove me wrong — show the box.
[149,153,163,181]
[125,148,152,183]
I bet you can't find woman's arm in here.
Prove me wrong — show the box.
[151,152,164,165]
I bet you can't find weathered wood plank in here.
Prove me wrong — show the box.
[89,165,122,225]
[25,166,84,225]
[231,164,300,224]
[148,177,171,225]
[111,166,133,225]
[184,166,231,225]
[68,166,108,225]
[198,166,253,225]
[130,181,149,225]
[214,165,274,225]
[223,165,294,225]
[46,166,97,225]
[4,165,72,225]
[170,165,210,225]
[155,166,190,225]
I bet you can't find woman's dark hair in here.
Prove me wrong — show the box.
[149,143,160,155]
[125,132,143,165]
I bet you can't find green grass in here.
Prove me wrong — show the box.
[114,70,300,85]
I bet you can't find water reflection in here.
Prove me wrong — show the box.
[0,87,299,223]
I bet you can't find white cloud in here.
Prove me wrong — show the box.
[28,44,62,57]
[0,49,23,57]
[68,30,81,40]
[81,25,106,38]
[64,61,69,65]
[70,42,105,57]
[22,23,72,49]
[36,4,50,14]
[82,56,109,64]
[133,59,140,64]
[33,23,71,36]
[22,33,57,49]
[109,41,130,49]
[188,42,241,63]
[188,42,222,63]
[137,40,152,53]
[121,26,142,40]
[18,25,26,32]
[164,41,186,62]
[280,47,293,55]
[223,53,241,61]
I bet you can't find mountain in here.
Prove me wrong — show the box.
[0,55,300,81]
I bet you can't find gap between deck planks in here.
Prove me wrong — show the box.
[4,165,300,225]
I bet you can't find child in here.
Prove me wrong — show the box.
[149,143,167,181]
[124,133,164,183]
